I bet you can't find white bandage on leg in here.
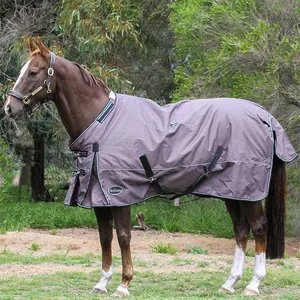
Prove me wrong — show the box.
[221,246,245,293]
[111,285,130,297]
[244,252,266,295]
[93,266,113,293]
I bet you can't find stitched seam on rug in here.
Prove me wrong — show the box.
[100,160,271,171]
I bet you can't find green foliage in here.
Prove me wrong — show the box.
[0,184,97,233]
[44,165,71,200]
[131,198,234,238]
[286,167,300,237]
[0,137,18,181]
[170,0,300,136]
[150,242,178,254]
[186,244,208,255]
[56,0,174,100]
[57,0,140,92]
[245,248,256,257]
[28,243,41,251]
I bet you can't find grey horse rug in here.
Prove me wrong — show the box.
[65,92,298,208]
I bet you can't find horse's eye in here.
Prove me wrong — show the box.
[30,71,38,77]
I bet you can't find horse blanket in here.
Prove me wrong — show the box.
[65,92,297,208]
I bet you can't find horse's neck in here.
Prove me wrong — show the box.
[53,56,109,141]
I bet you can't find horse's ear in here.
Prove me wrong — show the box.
[29,37,38,53]
[36,36,50,57]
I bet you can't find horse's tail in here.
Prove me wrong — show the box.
[265,154,287,259]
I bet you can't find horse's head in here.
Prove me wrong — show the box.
[3,37,56,118]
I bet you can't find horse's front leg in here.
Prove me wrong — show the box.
[92,207,113,294]
[111,206,133,297]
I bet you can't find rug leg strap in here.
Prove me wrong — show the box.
[139,155,165,194]
[170,146,224,200]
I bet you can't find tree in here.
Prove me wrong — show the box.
[0,0,60,202]
[56,0,174,102]
[170,0,300,148]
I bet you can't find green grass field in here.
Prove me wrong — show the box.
[0,250,299,299]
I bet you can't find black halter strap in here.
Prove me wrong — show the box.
[8,52,56,113]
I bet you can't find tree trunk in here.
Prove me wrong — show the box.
[30,125,54,202]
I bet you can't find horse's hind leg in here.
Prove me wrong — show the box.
[111,206,133,297]
[221,199,250,293]
[92,207,113,294]
[242,200,267,296]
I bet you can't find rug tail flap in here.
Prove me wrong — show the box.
[271,118,298,162]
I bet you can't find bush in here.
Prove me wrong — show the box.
[0,137,19,182]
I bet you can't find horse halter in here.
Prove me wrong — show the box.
[8,52,56,114]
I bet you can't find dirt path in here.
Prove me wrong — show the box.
[0,228,300,277]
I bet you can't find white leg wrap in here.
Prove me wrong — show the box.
[244,252,266,295]
[93,266,113,293]
[111,285,130,297]
[221,246,245,293]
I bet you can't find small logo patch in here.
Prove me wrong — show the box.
[108,186,123,196]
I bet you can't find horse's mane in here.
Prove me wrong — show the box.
[73,62,110,94]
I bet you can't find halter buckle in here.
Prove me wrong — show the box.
[23,96,30,105]
[48,67,54,76]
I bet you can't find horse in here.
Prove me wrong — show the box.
[3,37,297,297]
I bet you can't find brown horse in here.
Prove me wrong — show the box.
[3,38,296,297]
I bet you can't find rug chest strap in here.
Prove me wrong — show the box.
[170,146,224,200]
[139,155,165,194]
[72,150,88,158]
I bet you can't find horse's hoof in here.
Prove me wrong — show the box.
[111,286,130,297]
[219,285,235,293]
[243,288,259,297]
[91,287,108,294]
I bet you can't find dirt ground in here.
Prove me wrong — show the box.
[0,228,300,277]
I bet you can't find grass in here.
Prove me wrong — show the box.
[245,248,256,257]
[0,183,234,238]
[186,244,209,255]
[150,243,178,255]
[29,243,41,251]
[0,251,299,299]
[0,251,114,266]
[132,197,234,238]
[0,185,98,233]
[171,257,194,266]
